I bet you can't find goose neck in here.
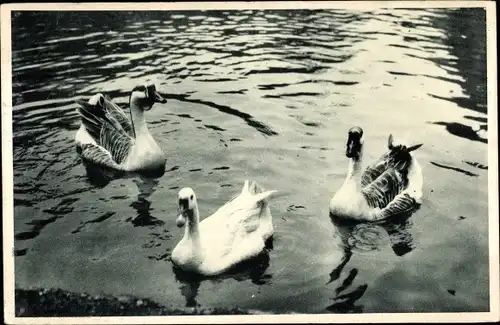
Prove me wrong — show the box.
[129,104,149,137]
[344,155,364,185]
[184,205,201,240]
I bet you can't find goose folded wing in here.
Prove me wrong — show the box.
[377,192,417,219]
[361,168,408,209]
[361,154,391,188]
[242,208,262,233]
[103,98,135,138]
[100,123,134,165]
[79,143,122,170]
[242,189,276,233]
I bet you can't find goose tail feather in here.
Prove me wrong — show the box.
[75,99,108,142]
[240,180,277,208]
[252,186,278,211]
[248,180,261,195]
[240,180,251,195]
[253,190,278,204]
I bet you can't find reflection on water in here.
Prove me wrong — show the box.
[430,9,487,115]
[12,8,489,314]
[15,197,80,241]
[324,211,417,313]
[71,211,116,234]
[332,211,417,257]
[325,247,367,313]
[81,160,124,188]
[327,283,368,313]
[173,251,272,307]
[128,178,164,227]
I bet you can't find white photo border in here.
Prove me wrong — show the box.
[1,1,498,324]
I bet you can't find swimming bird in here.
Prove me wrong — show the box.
[329,127,423,221]
[75,84,167,176]
[171,180,277,276]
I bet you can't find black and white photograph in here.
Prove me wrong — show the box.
[2,1,498,324]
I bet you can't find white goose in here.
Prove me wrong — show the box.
[171,180,277,276]
[329,126,423,221]
[75,84,167,176]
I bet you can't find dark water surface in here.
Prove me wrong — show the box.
[12,8,489,314]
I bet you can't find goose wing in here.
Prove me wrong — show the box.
[76,100,133,164]
[100,123,134,164]
[103,98,135,138]
[206,181,274,225]
[362,143,416,207]
[366,191,418,222]
[200,182,276,258]
[361,167,409,209]
[203,189,275,233]
[223,180,276,233]
[242,186,276,233]
[361,156,390,188]
[79,143,122,170]
[376,192,417,219]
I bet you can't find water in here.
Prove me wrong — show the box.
[11,8,489,314]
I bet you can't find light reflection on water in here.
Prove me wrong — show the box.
[12,8,489,314]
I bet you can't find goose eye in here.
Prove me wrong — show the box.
[190,195,193,200]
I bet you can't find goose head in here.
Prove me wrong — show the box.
[346,126,364,160]
[176,187,198,228]
[129,83,167,111]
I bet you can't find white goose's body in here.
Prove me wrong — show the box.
[330,127,423,222]
[171,180,277,276]
[75,84,167,176]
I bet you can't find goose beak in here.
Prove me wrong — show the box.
[177,197,189,227]
[345,128,363,159]
[176,214,186,228]
[153,90,167,104]
[346,142,355,158]
[346,140,359,158]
